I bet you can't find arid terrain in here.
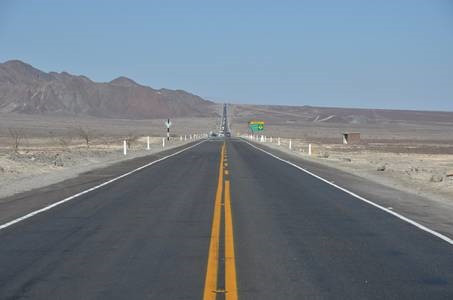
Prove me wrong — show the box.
[1,59,452,207]
[0,60,218,118]
[0,60,224,199]
[234,104,453,206]
[0,113,218,199]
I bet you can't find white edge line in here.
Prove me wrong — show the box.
[0,140,207,231]
[242,139,453,246]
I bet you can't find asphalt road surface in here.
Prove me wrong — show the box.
[0,139,452,299]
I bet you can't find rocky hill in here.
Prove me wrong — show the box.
[0,60,217,119]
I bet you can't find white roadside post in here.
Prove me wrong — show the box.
[162,137,165,148]
[289,139,292,150]
[184,135,187,141]
[147,136,150,150]
[270,136,273,143]
[165,119,172,141]
[180,136,183,141]
[123,140,127,156]
[278,137,281,145]
[308,143,312,156]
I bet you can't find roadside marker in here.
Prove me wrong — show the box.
[165,118,172,141]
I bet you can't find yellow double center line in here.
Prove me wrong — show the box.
[203,143,238,300]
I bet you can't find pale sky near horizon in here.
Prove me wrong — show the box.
[1,0,452,111]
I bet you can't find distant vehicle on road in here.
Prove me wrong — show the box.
[218,132,225,137]
[225,132,231,137]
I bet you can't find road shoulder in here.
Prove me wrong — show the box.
[241,138,453,238]
[0,141,203,227]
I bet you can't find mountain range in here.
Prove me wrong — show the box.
[1,60,452,125]
[0,60,216,119]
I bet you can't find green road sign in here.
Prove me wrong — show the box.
[249,121,264,132]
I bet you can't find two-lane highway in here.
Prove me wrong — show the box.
[1,138,453,299]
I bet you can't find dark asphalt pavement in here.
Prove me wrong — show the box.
[1,138,453,299]
[0,140,220,299]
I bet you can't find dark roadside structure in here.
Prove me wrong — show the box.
[342,132,361,144]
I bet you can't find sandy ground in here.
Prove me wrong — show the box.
[232,106,453,205]
[242,135,453,205]
[2,110,452,206]
[0,113,217,199]
[230,104,453,142]
[0,136,205,199]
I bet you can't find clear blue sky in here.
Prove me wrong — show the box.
[1,0,452,110]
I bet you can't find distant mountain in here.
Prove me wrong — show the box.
[231,104,453,125]
[0,60,217,119]
[3,60,451,124]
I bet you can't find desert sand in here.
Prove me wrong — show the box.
[0,114,217,199]
[240,135,453,205]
